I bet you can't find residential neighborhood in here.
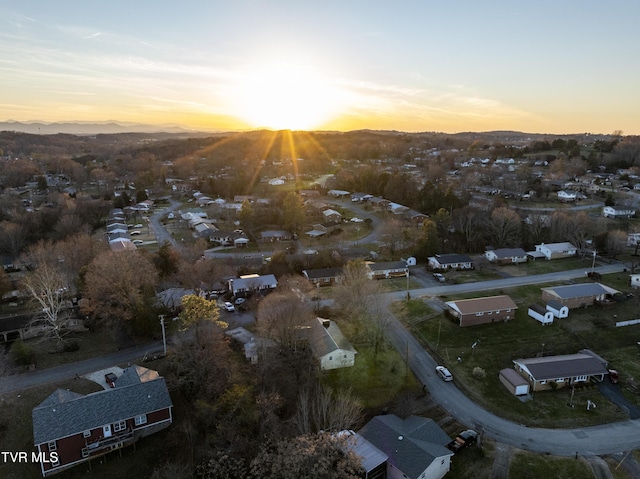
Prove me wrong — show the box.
[2,129,640,478]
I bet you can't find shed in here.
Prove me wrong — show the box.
[528,304,554,325]
[546,300,569,319]
[499,368,530,396]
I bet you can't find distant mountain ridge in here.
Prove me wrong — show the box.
[0,120,216,135]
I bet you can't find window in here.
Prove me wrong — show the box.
[82,449,89,458]
[329,356,333,361]
[475,312,484,316]
[134,414,147,426]
[83,430,91,438]
[575,375,588,382]
[51,456,60,467]
[48,441,57,451]
[113,420,126,432]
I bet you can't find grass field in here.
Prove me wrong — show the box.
[509,451,594,479]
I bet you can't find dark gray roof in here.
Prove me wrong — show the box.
[368,261,407,272]
[358,415,452,479]
[514,352,608,381]
[434,253,473,264]
[33,367,172,445]
[546,300,565,310]
[543,283,608,299]
[528,304,547,315]
[302,267,343,280]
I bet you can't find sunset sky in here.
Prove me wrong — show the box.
[1,1,639,134]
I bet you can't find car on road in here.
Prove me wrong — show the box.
[350,217,364,223]
[234,297,246,305]
[433,272,446,283]
[447,429,477,452]
[436,365,453,382]
[104,372,117,388]
[130,230,141,235]
[223,302,235,312]
[133,223,143,228]
[132,239,144,245]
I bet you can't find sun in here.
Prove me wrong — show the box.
[234,62,346,131]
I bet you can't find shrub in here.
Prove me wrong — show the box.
[11,340,35,366]
[63,339,80,352]
[472,367,486,380]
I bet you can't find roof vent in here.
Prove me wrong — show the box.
[398,435,403,441]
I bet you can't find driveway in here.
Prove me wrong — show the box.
[597,380,640,419]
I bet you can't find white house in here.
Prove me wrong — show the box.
[228,274,278,296]
[308,318,357,370]
[528,304,554,325]
[322,209,342,222]
[268,178,285,186]
[603,206,636,218]
[627,233,640,247]
[557,190,578,202]
[534,242,577,260]
[428,253,474,270]
[631,274,640,289]
[484,248,528,264]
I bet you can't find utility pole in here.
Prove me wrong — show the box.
[159,315,167,356]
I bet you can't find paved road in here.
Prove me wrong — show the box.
[149,199,182,249]
[0,342,162,396]
[380,262,640,457]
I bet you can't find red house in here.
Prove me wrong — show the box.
[32,365,173,476]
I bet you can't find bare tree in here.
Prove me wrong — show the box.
[256,291,315,349]
[81,250,158,327]
[294,386,363,435]
[333,260,391,362]
[607,230,627,259]
[485,207,521,248]
[21,259,69,343]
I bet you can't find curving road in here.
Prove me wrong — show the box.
[381,262,640,456]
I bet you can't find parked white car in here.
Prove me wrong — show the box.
[223,302,235,312]
[436,365,453,382]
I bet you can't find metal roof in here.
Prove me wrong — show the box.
[446,295,517,315]
[542,283,610,299]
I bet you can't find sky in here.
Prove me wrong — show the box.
[1,1,639,134]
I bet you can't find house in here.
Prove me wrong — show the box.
[351,192,373,202]
[228,274,278,296]
[428,253,474,271]
[546,300,569,318]
[541,282,618,309]
[367,261,409,279]
[513,350,609,391]
[357,415,453,479]
[322,208,342,223]
[603,206,636,218]
[445,295,518,327]
[499,368,530,396]
[388,202,410,215]
[109,239,137,252]
[32,365,172,477]
[327,189,350,197]
[528,304,554,325]
[627,233,640,247]
[534,242,577,260]
[208,231,249,247]
[303,267,344,287]
[484,248,528,265]
[305,224,328,238]
[260,230,292,242]
[268,178,285,186]
[308,318,357,370]
[368,197,390,210]
[557,190,578,202]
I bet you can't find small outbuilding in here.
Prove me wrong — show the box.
[528,304,554,325]
[546,300,569,319]
[499,368,530,396]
